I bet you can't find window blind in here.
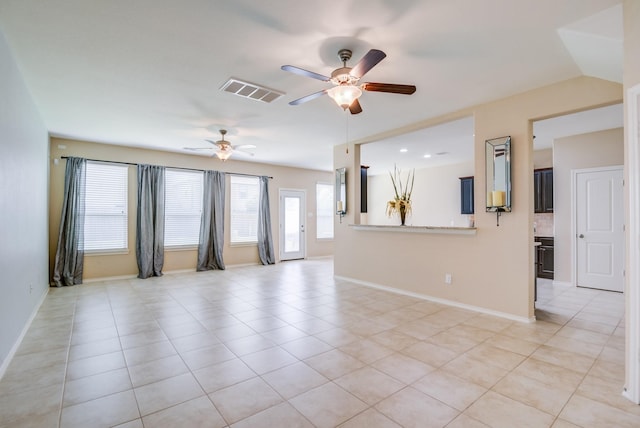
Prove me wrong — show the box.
[230,175,259,244]
[316,182,334,239]
[164,169,203,247]
[84,162,128,251]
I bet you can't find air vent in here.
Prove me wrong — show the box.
[220,78,284,103]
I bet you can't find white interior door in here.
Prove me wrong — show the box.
[576,167,624,292]
[279,189,306,261]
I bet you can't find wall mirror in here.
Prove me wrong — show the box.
[485,136,511,213]
[335,167,347,217]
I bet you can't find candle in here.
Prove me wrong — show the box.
[492,190,505,207]
[336,200,343,213]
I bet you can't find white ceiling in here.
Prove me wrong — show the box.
[0,0,624,172]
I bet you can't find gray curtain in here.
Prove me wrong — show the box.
[136,164,165,278]
[52,157,87,287]
[257,176,275,265]
[197,170,226,271]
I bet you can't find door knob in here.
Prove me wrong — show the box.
[579,234,584,238]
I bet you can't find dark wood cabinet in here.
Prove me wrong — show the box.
[534,168,553,213]
[536,237,554,279]
[460,176,474,214]
[360,166,369,213]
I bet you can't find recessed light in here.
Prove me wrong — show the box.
[400,148,408,153]
[423,154,431,158]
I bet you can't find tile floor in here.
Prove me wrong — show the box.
[0,258,638,427]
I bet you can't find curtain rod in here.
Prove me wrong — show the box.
[59,156,273,179]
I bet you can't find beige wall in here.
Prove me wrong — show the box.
[366,162,475,227]
[533,148,553,169]
[49,138,333,281]
[553,128,624,284]
[335,76,622,321]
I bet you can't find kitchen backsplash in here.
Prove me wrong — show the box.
[534,213,554,236]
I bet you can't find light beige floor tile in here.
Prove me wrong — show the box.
[371,353,435,384]
[530,344,595,374]
[224,333,275,356]
[113,419,144,428]
[261,361,328,399]
[120,329,169,350]
[240,346,298,374]
[4,347,68,373]
[441,354,509,389]
[260,325,309,345]
[65,350,126,380]
[370,329,420,351]
[0,383,63,426]
[289,382,368,428]
[426,330,479,353]
[209,377,283,424]
[128,354,189,387]
[464,391,555,428]
[60,390,140,428]
[512,357,585,390]
[180,343,236,371]
[412,370,487,411]
[544,335,604,358]
[445,414,490,428]
[305,349,366,379]
[551,419,582,428]
[375,386,459,428]
[339,339,395,364]
[338,408,402,428]
[230,402,314,428]
[334,366,405,405]
[314,327,362,347]
[0,362,66,395]
[193,358,257,393]
[465,343,526,370]
[579,373,640,416]
[492,371,573,416]
[401,341,459,367]
[170,331,221,354]
[2,408,62,428]
[484,333,540,356]
[134,372,205,416]
[557,325,610,346]
[560,394,640,428]
[281,336,334,359]
[68,337,121,361]
[122,340,177,367]
[588,358,625,383]
[463,314,513,333]
[63,367,132,407]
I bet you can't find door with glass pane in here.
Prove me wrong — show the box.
[279,189,306,260]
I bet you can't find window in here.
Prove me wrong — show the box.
[316,182,334,239]
[230,175,259,244]
[84,162,128,252]
[165,169,203,247]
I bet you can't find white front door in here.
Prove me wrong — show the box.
[575,166,624,292]
[279,189,306,261]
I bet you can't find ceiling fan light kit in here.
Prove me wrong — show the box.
[184,129,255,161]
[282,48,416,114]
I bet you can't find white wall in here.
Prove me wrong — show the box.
[0,30,49,373]
[366,161,475,227]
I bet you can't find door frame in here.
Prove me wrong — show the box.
[278,188,307,261]
[571,165,624,291]
[624,83,640,404]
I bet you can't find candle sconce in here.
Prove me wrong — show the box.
[335,167,347,223]
[485,136,511,226]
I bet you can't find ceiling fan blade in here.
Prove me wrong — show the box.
[184,147,213,151]
[362,82,416,95]
[281,65,330,81]
[350,49,386,78]
[349,99,363,115]
[233,144,257,150]
[204,139,220,146]
[289,89,328,105]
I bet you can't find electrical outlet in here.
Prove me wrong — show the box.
[445,274,452,284]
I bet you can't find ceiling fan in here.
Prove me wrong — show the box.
[282,48,416,114]
[184,129,255,161]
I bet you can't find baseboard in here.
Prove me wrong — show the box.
[0,287,49,381]
[334,275,536,324]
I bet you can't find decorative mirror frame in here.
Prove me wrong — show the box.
[335,167,347,221]
[485,136,511,225]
